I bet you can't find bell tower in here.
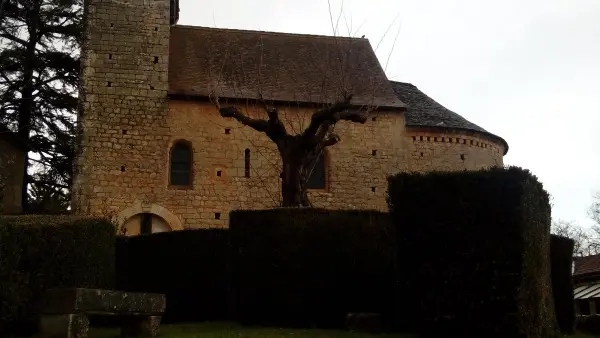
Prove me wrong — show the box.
[72,0,175,215]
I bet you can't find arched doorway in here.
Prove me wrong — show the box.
[122,213,171,236]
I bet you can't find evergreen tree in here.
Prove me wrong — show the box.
[0,0,82,212]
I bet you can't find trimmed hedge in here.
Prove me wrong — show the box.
[0,215,115,335]
[116,229,231,322]
[229,208,396,329]
[550,234,575,334]
[577,315,600,335]
[387,167,559,338]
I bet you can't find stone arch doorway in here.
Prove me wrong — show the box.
[122,213,171,236]
[116,201,183,236]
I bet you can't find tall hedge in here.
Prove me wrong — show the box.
[116,229,231,322]
[0,215,115,335]
[550,234,575,334]
[387,167,559,338]
[229,208,396,329]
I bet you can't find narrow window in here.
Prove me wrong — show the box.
[170,141,192,186]
[244,149,251,178]
[306,151,326,190]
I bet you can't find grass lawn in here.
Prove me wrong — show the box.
[88,322,415,338]
[84,322,598,338]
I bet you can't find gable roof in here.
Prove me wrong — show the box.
[389,81,508,154]
[168,25,405,109]
[574,254,600,277]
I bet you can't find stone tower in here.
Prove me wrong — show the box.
[72,0,178,215]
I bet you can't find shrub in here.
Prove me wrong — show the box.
[0,215,115,335]
[229,208,396,329]
[550,234,575,334]
[577,315,600,335]
[116,229,231,322]
[387,166,559,338]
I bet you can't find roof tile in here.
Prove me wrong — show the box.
[169,25,405,108]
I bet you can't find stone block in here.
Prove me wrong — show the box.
[42,288,166,316]
[40,313,89,338]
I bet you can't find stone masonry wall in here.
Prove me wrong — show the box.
[72,0,172,216]
[406,128,505,172]
[82,99,409,229]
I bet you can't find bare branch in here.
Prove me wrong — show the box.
[218,106,270,133]
[303,94,357,141]
[323,133,341,147]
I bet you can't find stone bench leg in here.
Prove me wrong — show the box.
[40,314,89,338]
[121,316,162,337]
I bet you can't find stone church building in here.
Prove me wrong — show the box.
[73,0,508,235]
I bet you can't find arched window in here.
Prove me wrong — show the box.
[170,141,192,186]
[306,151,327,190]
[244,149,251,178]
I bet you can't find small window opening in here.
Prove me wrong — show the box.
[216,170,222,177]
[372,150,377,156]
[434,137,438,142]
[420,136,423,141]
[120,166,125,172]
[107,81,112,87]
[109,54,112,60]
[154,56,159,64]
[215,213,221,220]
[470,140,474,145]
[110,23,114,28]
[420,152,424,157]
[460,154,465,161]
[412,136,416,141]
[371,187,376,192]
[244,149,251,178]
[155,27,158,31]
[225,128,231,135]
[122,129,127,135]
[150,85,155,90]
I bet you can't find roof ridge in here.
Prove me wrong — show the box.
[172,24,365,42]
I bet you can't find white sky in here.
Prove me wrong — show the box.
[178,0,600,228]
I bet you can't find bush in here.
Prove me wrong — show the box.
[577,315,600,335]
[0,215,115,335]
[387,167,559,338]
[550,235,575,334]
[229,208,396,329]
[116,229,231,322]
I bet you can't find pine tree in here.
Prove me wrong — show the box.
[0,0,82,212]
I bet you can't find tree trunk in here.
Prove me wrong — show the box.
[18,1,42,212]
[280,147,309,207]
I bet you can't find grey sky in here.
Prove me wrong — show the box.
[178,0,600,227]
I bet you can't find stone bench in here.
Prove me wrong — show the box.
[40,288,166,338]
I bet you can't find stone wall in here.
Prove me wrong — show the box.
[78,97,409,229]
[406,128,505,172]
[72,0,172,218]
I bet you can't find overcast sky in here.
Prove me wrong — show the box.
[178,0,600,228]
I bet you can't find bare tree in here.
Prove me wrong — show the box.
[589,192,600,229]
[552,219,600,257]
[212,95,369,207]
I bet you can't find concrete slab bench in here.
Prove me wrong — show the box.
[40,288,166,338]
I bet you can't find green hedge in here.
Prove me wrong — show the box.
[116,229,231,322]
[550,234,575,334]
[0,215,115,335]
[229,208,396,329]
[387,167,559,338]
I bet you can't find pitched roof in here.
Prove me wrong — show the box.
[168,25,405,109]
[389,81,508,154]
[574,254,600,277]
